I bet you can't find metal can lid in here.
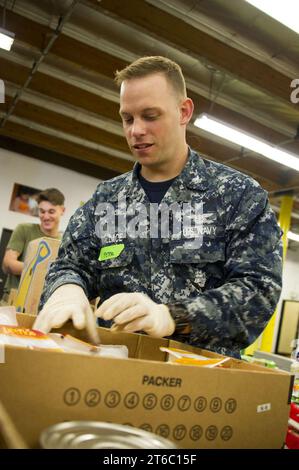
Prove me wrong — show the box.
[40,421,177,449]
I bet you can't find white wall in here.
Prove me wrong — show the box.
[282,245,299,301]
[0,147,101,235]
[273,243,299,350]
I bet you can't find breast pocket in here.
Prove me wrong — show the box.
[169,238,226,293]
[98,243,135,297]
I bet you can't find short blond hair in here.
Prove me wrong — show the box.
[115,56,186,99]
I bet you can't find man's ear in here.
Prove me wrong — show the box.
[60,206,65,216]
[180,98,194,126]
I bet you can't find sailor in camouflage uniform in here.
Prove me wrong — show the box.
[35,56,282,358]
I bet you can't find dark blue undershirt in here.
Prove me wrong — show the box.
[137,167,177,204]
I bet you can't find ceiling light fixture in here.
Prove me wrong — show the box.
[245,0,299,34]
[0,27,15,51]
[1,0,15,51]
[193,114,299,172]
[288,231,299,243]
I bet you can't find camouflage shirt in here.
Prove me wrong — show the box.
[40,149,282,357]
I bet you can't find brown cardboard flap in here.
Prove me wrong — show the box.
[16,313,37,329]
[0,401,28,449]
[17,313,140,358]
[17,313,170,361]
[168,339,289,374]
[135,333,168,361]
[168,339,225,358]
[16,314,292,373]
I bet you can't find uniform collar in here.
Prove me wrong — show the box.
[131,148,209,189]
[111,148,209,202]
[178,148,209,191]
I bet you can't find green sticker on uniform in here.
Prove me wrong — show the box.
[99,243,125,261]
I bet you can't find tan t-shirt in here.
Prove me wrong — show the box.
[3,223,61,295]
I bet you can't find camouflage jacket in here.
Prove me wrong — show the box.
[40,149,282,357]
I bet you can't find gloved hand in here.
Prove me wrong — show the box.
[96,292,175,338]
[33,284,100,344]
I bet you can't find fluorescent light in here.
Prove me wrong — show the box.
[288,231,299,242]
[194,114,299,172]
[245,0,299,34]
[0,27,15,51]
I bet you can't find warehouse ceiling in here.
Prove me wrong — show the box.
[0,0,299,230]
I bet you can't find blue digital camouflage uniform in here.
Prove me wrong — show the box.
[40,149,282,358]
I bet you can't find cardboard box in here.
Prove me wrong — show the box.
[7,289,17,307]
[0,400,27,449]
[14,238,60,315]
[0,314,292,449]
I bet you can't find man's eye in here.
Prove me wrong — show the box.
[123,117,133,124]
[144,115,157,120]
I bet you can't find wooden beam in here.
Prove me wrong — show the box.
[281,172,299,189]
[0,92,287,190]
[0,121,133,174]
[0,58,120,121]
[224,154,288,186]
[5,9,128,78]
[5,97,128,154]
[0,112,282,193]
[4,8,51,51]
[2,54,298,158]
[6,6,296,107]
[52,35,127,79]
[0,136,121,181]
[96,0,293,103]
[1,90,284,188]
[188,132,282,191]
[189,91,299,156]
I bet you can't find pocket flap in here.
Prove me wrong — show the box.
[170,239,225,264]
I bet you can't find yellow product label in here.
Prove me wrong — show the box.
[0,325,48,339]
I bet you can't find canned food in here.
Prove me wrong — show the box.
[40,421,177,449]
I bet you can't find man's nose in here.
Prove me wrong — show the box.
[131,119,146,137]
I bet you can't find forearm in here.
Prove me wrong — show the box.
[40,256,100,309]
[2,259,24,275]
[168,270,282,355]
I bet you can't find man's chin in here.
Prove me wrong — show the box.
[135,155,159,167]
[42,224,53,232]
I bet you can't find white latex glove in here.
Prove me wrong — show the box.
[96,292,175,338]
[33,284,100,344]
